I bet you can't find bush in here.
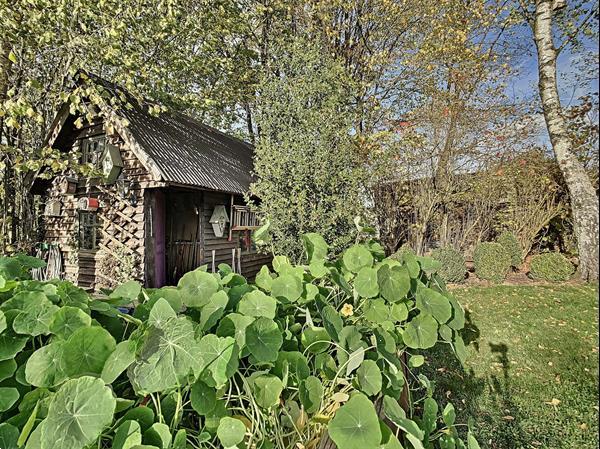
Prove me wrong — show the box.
[529,252,574,282]
[0,235,479,449]
[430,247,466,283]
[496,231,522,268]
[474,242,512,283]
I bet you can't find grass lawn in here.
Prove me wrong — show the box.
[420,283,599,449]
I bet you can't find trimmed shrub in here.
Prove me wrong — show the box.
[473,242,511,283]
[529,252,574,282]
[430,247,466,283]
[497,231,522,268]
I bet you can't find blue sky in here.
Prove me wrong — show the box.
[505,23,599,146]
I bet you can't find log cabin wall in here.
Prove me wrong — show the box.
[201,191,272,281]
[42,120,150,289]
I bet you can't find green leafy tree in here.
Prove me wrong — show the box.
[249,38,366,261]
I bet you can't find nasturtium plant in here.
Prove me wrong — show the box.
[299,375,323,413]
[61,326,116,377]
[328,394,382,449]
[0,231,477,449]
[238,290,277,319]
[41,376,115,449]
[217,416,246,447]
[49,306,91,338]
[246,317,282,362]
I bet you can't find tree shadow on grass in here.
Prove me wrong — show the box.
[420,311,530,449]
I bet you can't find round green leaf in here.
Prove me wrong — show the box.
[148,298,177,328]
[25,341,66,387]
[246,317,282,363]
[110,280,142,301]
[321,305,343,341]
[343,245,374,273]
[309,260,329,279]
[198,291,229,331]
[447,295,465,330]
[0,422,19,449]
[177,269,219,308]
[216,313,254,350]
[190,380,217,415]
[172,429,187,449]
[0,358,17,382]
[408,355,425,368]
[363,299,391,324]
[121,407,155,432]
[302,233,329,263]
[101,340,136,384]
[147,287,183,313]
[356,360,382,396]
[12,293,59,336]
[328,394,382,449]
[301,326,331,354]
[238,290,277,319]
[0,387,19,411]
[416,287,452,323]
[143,423,171,449]
[113,420,141,449]
[0,330,27,361]
[272,351,310,382]
[128,316,201,394]
[197,334,238,388]
[217,417,246,447]
[271,275,302,302]
[49,306,91,339]
[390,303,409,322]
[255,266,273,292]
[378,265,410,302]
[40,377,115,449]
[299,376,323,414]
[61,326,116,377]
[402,314,438,349]
[354,267,379,298]
[252,374,283,409]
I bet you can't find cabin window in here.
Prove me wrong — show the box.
[79,211,100,250]
[231,205,260,230]
[81,135,106,167]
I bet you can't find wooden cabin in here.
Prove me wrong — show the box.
[34,76,271,290]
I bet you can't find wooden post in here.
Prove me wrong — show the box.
[153,190,166,287]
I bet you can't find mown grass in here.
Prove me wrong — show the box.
[419,283,599,449]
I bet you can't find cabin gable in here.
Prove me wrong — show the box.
[41,116,155,289]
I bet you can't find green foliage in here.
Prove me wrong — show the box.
[249,37,366,261]
[430,247,466,283]
[0,233,477,449]
[529,252,575,282]
[496,231,522,268]
[473,242,512,283]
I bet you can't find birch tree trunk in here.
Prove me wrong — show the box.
[532,0,599,281]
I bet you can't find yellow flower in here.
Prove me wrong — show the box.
[341,303,354,317]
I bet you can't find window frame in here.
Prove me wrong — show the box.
[78,211,101,250]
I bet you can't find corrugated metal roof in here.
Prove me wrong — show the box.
[88,73,254,195]
[121,104,254,195]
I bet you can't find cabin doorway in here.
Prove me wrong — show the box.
[165,190,204,285]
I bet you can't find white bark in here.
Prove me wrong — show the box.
[533,0,599,281]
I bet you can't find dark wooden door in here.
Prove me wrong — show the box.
[165,190,204,285]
